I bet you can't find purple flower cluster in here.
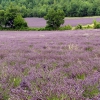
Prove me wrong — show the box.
[0,30,100,100]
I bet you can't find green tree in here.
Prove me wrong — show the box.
[0,0,100,18]
[96,7,100,16]
[44,9,65,30]
[20,6,27,17]
[0,10,5,27]
[14,14,28,29]
[0,3,28,29]
[4,4,19,28]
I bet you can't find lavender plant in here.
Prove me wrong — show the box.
[0,30,100,99]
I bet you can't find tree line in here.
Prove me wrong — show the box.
[0,4,65,30]
[0,4,28,29]
[1,5,100,30]
[0,0,100,17]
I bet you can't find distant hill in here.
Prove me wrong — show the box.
[0,0,100,17]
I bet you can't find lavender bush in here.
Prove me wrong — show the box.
[0,30,100,100]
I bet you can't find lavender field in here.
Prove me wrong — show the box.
[0,30,100,100]
[25,17,100,28]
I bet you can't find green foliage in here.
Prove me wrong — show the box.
[1,0,100,17]
[59,25,72,30]
[13,77,22,88]
[14,14,28,29]
[5,4,19,28]
[28,27,46,31]
[93,20,100,29]
[44,9,65,30]
[9,76,21,88]
[83,85,99,98]
[0,4,28,29]
[47,96,60,100]
[45,25,54,30]
[85,46,93,51]
[76,74,85,80]
[47,94,76,100]
[47,94,68,100]
[75,24,83,30]
[0,10,5,27]
[83,24,93,29]
[2,92,9,100]
[0,85,9,100]
[93,20,97,28]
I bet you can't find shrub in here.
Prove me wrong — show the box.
[38,27,46,31]
[83,25,93,29]
[65,25,72,30]
[0,10,5,27]
[59,25,72,30]
[45,25,54,30]
[28,27,46,31]
[0,25,2,28]
[86,25,92,29]
[75,24,83,30]
[93,20,100,29]
[14,14,28,29]
[5,4,20,28]
[44,9,65,30]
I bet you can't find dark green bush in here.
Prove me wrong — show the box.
[0,26,3,30]
[44,9,65,30]
[45,25,54,30]
[14,14,28,29]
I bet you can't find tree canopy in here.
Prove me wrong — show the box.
[0,4,28,29]
[44,9,65,29]
[0,0,100,17]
